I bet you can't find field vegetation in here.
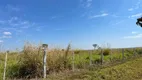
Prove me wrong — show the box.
[0,42,142,79]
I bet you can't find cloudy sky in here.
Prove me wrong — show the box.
[0,0,142,50]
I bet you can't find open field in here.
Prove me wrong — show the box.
[48,56,142,80]
[0,43,142,80]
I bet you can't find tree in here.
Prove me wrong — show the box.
[136,17,142,27]
[92,44,98,49]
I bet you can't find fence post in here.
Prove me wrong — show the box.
[100,48,103,65]
[110,49,112,61]
[42,44,48,79]
[3,51,8,80]
[89,51,92,66]
[133,48,136,57]
[122,49,124,60]
[72,51,75,72]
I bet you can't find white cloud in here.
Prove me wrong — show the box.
[0,32,12,39]
[2,36,12,38]
[132,31,138,34]
[128,8,134,11]
[3,32,12,35]
[80,0,93,8]
[0,17,35,30]
[0,40,3,43]
[0,35,12,39]
[110,20,124,25]
[124,31,142,39]
[124,33,142,39]
[89,13,108,19]
[128,0,142,11]
[6,4,20,11]
[129,13,142,18]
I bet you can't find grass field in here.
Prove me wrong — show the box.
[0,43,142,79]
[48,56,142,80]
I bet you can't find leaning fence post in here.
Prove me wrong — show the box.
[3,50,9,80]
[42,44,48,79]
[89,51,92,66]
[72,51,75,72]
[122,49,124,60]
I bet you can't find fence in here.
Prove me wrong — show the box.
[0,46,142,79]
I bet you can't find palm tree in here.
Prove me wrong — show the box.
[136,17,142,27]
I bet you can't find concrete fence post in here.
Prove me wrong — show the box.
[42,44,48,79]
[3,51,9,80]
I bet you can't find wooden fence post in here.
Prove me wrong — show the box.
[42,44,48,79]
[122,49,124,60]
[89,51,92,66]
[3,51,8,80]
[72,51,75,72]
[110,49,112,61]
[133,48,136,57]
[100,49,103,65]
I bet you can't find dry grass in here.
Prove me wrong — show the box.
[6,42,72,79]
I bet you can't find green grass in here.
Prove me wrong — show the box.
[48,57,142,80]
[0,46,142,79]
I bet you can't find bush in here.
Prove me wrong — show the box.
[74,50,80,54]
[103,49,110,56]
[135,48,142,54]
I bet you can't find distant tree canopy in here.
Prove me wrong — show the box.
[136,17,142,27]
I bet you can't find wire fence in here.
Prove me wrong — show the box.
[0,46,142,80]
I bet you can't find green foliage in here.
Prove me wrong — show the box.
[48,57,142,80]
[135,48,142,54]
[103,49,110,56]
[1,45,142,79]
[74,50,80,54]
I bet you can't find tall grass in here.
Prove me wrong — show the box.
[0,42,142,79]
[6,42,72,78]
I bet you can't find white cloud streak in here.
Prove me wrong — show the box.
[124,31,142,39]
[89,13,108,19]
[129,13,142,18]
[128,0,142,11]
[110,20,125,26]
[6,4,20,11]
[3,32,12,35]
[124,34,142,39]
[128,8,134,11]
[132,31,138,34]
[80,0,93,8]
[0,35,12,39]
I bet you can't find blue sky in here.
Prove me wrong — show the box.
[0,0,142,50]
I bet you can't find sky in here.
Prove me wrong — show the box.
[0,0,142,50]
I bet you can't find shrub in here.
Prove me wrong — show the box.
[102,49,110,56]
[74,50,80,54]
[135,48,142,54]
